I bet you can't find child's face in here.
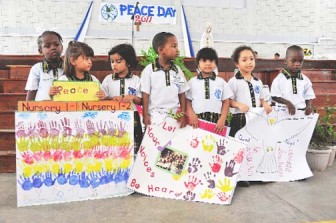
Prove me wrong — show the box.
[159,36,179,60]
[110,53,128,76]
[235,49,255,74]
[285,50,304,73]
[71,55,92,73]
[39,34,63,61]
[198,58,216,75]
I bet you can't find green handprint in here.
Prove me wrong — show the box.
[201,135,215,152]
[200,189,215,199]
[216,177,235,192]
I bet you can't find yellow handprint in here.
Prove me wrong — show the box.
[201,135,215,152]
[216,177,235,192]
[200,189,215,199]
[172,169,188,181]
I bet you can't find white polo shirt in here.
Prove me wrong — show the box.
[101,73,141,110]
[58,73,100,83]
[271,71,316,109]
[186,74,233,114]
[25,62,64,101]
[140,61,189,114]
[228,73,266,114]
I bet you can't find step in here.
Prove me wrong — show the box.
[0,69,9,79]
[0,150,16,173]
[0,129,15,152]
[313,93,336,107]
[0,111,15,129]
[302,69,335,81]
[0,79,27,93]
[312,80,336,94]
[6,65,32,79]
[0,93,26,111]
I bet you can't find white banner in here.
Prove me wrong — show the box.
[99,3,176,24]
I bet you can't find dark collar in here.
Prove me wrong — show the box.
[42,59,63,73]
[112,72,133,80]
[235,71,259,81]
[152,58,178,73]
[282,69,303,80]
[67,72,92,81]
[197,72,216,80]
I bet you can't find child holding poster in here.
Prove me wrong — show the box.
[49,41,105,100]
[25,31,64,101]
[271,45,315,115]
[140,32,189,128]
[101,43,143,153]
[186,47,233,133]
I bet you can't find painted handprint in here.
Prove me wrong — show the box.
[203,171,216,189]
[201,135,215,152]
[190,136,199,148]
[116,121,127,138]
[75,119,85,138]
[96,120,107,136]
[184,175,201,190]
[49,120,60,138]
[224,159,238,177]
[187,157,202,173]
[19,176,33,191]
[60,117,72,137]
[26,123,37,138]
[209,154,223,173]
[234,149,244,164]
[32,174,43,188]
[79,172,90,188]
[68,171,79,186]
[16,121,27,138]
[107,121,117,136]
[200,189,215,199]
[86,119,96,136]
[183,190,196,201]
[43,171,56,187]
[216,139,227,156]
[217,192,231,202]
[216,177,234,192]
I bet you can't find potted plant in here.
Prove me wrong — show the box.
[307,106,335,170]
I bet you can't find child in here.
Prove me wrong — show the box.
[51,41,105,100]
[25,31,64,101]
[186,47,233,133]
[140,32,189,128]
[101,43,143,153]
[271,45,315,115]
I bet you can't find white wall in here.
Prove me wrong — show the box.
[0,0,336,58]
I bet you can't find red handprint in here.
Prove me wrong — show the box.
[209,155,223,173]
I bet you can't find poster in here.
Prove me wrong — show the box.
[237,107,318,181]
[127,113,246,205]
[52,81,100,102]
[15,110,134,207]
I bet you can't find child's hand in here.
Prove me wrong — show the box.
[215,117,226,133]
[49,86,60,96]
[286,101,296,115]
[143,113,151,127]
[189,112,198,128]
[96,90,106,100]
[237,103,249,113]
[112,96,123,101]
[122,95,135,102]
[263,103,272,114]
[305,106,313,115]
[179,115,187,128]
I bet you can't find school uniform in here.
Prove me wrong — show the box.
[228,71,266,137]
[25,59,64,101]
[271,69,316,109]
[186,72,233,123]
[58,72,100,82]
[101,72,143,153]
[140,59,189,115]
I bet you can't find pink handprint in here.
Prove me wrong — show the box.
[75,119,85,138]
[96,120,107,135]
[209,155,223,173]
[86,120,96,135]
[217,192,231,202]
[184,175,201,190]
[61,117,72,137]
[234,149,244,164]
[49,120,60,138]
[37,120,49,138]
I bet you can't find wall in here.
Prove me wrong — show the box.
[0,0,336,59]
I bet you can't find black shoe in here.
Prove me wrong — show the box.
[237,181,250,187]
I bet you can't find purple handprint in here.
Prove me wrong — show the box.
[86,120,96,136]
[37,120,49,138]
[107,121,117,136]
[60,117,72,137]
[224,159,238,177]
[183,190,196,201]
[26,122,37,138]
[203,171,216,189]
[49,120,61,138]
[187,157,202,173]
[16,121,27,138]
[96,120,107,135]
[116,121,126,138]
[217,139,227,156]
[75,119,85,138]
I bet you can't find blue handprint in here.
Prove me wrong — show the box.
[43,171,56,187]
[79,172,90,188]
[19,176,33,191]
[32,174,43,188]
[68,172,79,186]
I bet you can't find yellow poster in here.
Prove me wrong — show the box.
[52,81,100,102]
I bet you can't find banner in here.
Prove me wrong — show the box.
[52,81,100,102]
[127,113,246,205]
[99,3,176,24]
[237,107,318,181]
[15,110,134,207]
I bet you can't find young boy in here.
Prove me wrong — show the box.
[271,45,315,115]
[25,31,64,101]
[186,47,232,133]
[140,32,189,128]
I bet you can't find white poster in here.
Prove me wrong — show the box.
[127,114,246,205]
[237,107,318,181]
[15,111,134,207]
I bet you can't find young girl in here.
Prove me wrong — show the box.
[228,45,272,138]
[25,31,64,101]
[101,43,143,153]
[50,41,105,99]
[186,47,232,133]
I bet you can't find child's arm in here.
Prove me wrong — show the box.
[229,99,250,113]
[178,93,187,128]
[49,86,60,97]
[261,99,272,114]
[26,90,37,101]
[216,99,230,132]
[305,99,313,115]
[142,92,151,127]
[123,95,142,105]
[96,90,106,100]
[272,96,296,115]
[186,99,198,128]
